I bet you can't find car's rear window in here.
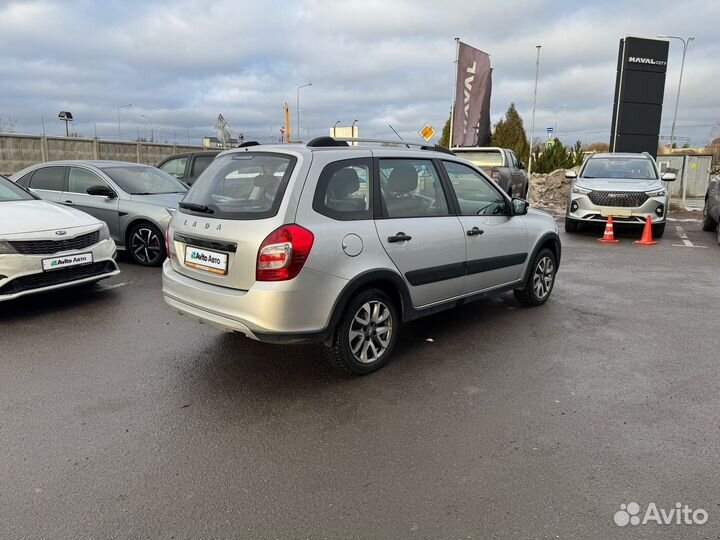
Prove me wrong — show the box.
[180,152,297,219]
[455,150,503,167]
[582,158,657,180]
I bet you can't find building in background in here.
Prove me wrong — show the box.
[329,124,359,145]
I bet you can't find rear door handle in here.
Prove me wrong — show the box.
[63,200,74,205]
[466,227,484,236]
[388,232,412,243]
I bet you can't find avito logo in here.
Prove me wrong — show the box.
[614,501,708,527]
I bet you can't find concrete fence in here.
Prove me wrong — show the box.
[0,134,203,176]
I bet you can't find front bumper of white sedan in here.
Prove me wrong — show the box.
[0,226,120,302]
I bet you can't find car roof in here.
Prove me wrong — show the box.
[218,142,459,161]
[451,147,504,152]
[29,160,152,168]
[589,152,651,160]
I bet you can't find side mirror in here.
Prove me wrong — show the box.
[565,170,577,179]
[511,197,529,216]
[661,172,677,181]
[86,185,117,198]
[519,161,525,170]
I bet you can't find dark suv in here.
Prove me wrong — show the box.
[157,151,220,185]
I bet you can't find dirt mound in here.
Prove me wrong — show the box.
[528,169,574,210]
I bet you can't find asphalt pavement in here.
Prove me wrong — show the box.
[1,218,719,539]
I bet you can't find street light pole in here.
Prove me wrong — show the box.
[140,114,154,142]
[333,120,340,137]
[527,45,542,178]
[117,104,132,140]
[296,83,312,142]
[657,35,694,149]
[554,105,567,139]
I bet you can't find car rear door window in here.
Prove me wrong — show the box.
[68,167,106,194]
[443,161,509,216]
[313,158,371,220]
[191,155,214,178]
[378,159,449,218]
[160,157,187,178]
[29,166,66,191]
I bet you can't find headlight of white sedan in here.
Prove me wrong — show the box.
[571,185,592,195]
[0,240,17,255]
[646,189,666,197]
[98,223,111,241]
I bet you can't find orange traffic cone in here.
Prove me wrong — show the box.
[634,215,657,245]
[598,215,620,243]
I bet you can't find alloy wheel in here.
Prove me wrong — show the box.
[348,300,393,364]
[533,256,555,300]
[131,227,162,264]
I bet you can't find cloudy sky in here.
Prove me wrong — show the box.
[0,0,718,147]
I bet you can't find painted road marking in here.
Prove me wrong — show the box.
[672,226,708,249]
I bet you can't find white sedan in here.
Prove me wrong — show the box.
[0,175,120,302]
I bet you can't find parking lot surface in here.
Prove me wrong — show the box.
[1,219,719,539]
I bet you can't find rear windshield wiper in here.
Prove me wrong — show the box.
[179,202,214,214]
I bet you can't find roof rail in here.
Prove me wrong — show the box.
[307,136,349,147]
[308,136,455,155]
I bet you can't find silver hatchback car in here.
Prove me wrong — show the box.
[11,161,188,266]
[162,138,561,374]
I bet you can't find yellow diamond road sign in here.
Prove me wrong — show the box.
[419,124,435,142]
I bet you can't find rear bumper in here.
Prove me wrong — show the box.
[162,260,347,343]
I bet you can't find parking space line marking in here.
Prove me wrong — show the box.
[672,226,708,249]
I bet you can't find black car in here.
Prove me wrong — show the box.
[157,151,220,185]
[702,173,720,244]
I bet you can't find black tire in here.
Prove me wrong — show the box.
[514,248,557,307]
[652,222,665,238]
[127,222,166,266]
[564,218,578,233]
[702,201,717,232]
[716,222,720,246]
[325,288,400,375]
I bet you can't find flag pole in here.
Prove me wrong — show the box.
[448,37,460,149]
[528,45,541,177]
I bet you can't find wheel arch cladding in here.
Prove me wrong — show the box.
[327,270,410,333]
[523,232,561,282]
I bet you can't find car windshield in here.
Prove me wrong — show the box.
[100,165,188,195]
[180,153,296,219]
[455,150,504,167]
[0,176,35,202]
[582,158,657,180]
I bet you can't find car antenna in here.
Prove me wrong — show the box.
[388,125,410,148]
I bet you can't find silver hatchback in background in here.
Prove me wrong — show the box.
[11,161,188,265]
[565,152,676,237]
[162,138,561,375]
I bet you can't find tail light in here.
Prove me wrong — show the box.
[256,224,314,281]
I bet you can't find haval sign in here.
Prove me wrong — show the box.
[628,56,667,66]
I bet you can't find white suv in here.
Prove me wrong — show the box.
[565,152,676,237]
[162,137,560,374]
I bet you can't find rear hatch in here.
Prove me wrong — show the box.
[168,149,307,291]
